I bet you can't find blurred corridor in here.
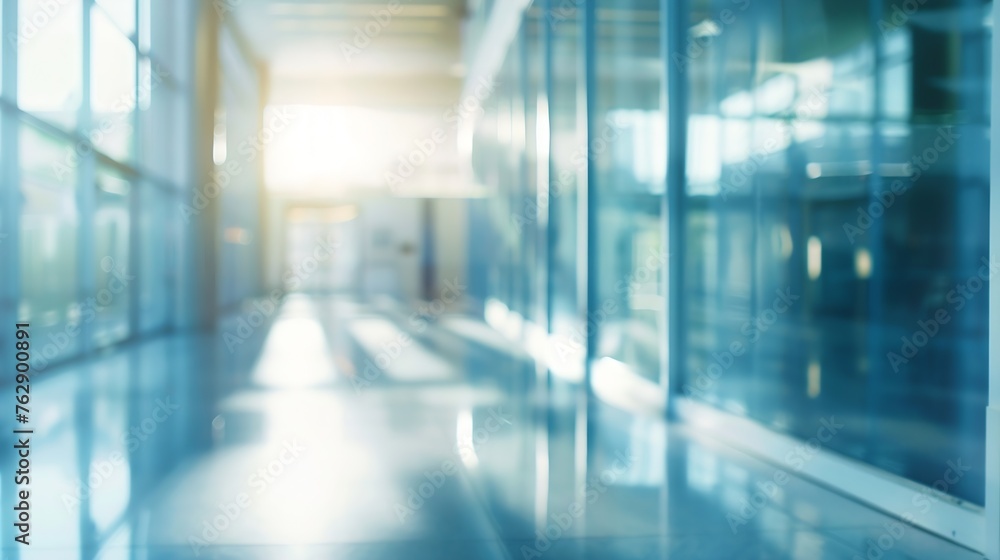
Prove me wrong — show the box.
[0,0,998,559]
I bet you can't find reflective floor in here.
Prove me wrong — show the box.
[1,296,985,559]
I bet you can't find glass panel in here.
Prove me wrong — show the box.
[139,61,179,183]
[492,49,522,317]
[680,0,990,504]
[17,0,83,129]
[96,0,135,37]
[520,7,544,325]
[682,0,759,414]
[148,0,177,63]
[93,166,131,347]
[468,82,500,309]
[593,0,666,383]
[137,0,150,51]
[19,123,80,367]
[139,183,169,333]
[92,5,137,160]
[548,0,583,376]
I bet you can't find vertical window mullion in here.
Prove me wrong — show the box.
[78,0,97,354]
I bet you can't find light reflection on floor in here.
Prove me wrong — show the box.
[0,297,985,560]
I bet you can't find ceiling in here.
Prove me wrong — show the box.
[230,0,468,109]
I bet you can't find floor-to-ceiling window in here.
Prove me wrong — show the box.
[215,26,265,311]
[522,6,544,331]
[464,0,993,548]
[471,25,530,337]
[548,0,585,380]
[18,123,81,362]
[592,0,666,385]
[678,0,991,506]
[4,0,194,369]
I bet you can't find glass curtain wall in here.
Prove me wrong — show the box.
[215,26,265,311]
[469,16,530,335]
[469,4,556,358]
[592,0,666,383]
[3,0,194,369]
[679,0,991,505]
[467,0,992,510]
[548,0,584,380]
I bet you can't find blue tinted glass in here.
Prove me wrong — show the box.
[680,0,990,504]
[593,0,666,384]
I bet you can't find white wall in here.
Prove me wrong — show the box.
[260,195,469,308]
[429,198,469,309]
[357,198,422,301]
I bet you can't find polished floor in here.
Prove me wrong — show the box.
[0,296,985,559]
